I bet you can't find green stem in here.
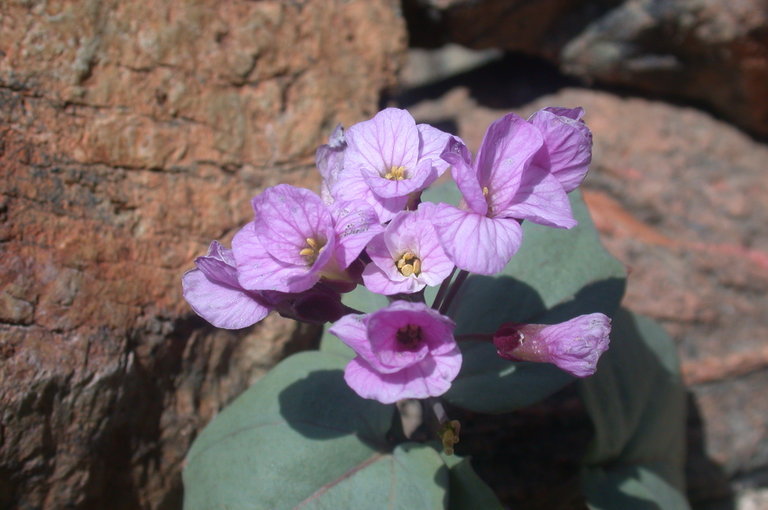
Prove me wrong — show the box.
[438,269,469,315]
[431,267,456,310]
[455,333,494,343]
[342,305,364,315]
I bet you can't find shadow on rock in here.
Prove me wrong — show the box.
[685,392,736,510]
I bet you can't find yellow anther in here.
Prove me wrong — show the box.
[438,420,461,456]
[384,165,407,181]
[395,251,421,277]
[482,186,489,196]
[299,237,324,265]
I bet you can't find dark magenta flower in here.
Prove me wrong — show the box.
[493,313,611,377]
[330,301,461,404]
[182,241,272,329]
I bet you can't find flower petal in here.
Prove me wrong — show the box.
[529,107,592,193]
[252,185,335,266]
[331,200,383,268]
[417,123,454,176]
[498,170,577,229]
[441,137,486,215]
[331,166,408,223]
[344,355,458,404]
[328,313,375,362]
[232,223,320,293]
[345,108,420,173]
[363,158,437,199]
[542,313,611,377]
[433,204,523,275]
[475,113,544,212]
[195,242,239,288]
[362,263,416,295]
[182,268,269,329]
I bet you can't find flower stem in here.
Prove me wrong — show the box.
[431,267,456,310]
[341,305,364,315]
[438,269,469,315]
[428,398,448,425]
[455,333,494,343]
[429,398,461,456]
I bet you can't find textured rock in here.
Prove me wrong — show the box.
[0,0,406,508]
[400,56,768,506]
[403,0,768,137]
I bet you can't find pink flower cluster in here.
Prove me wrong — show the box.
[183,107,610,403]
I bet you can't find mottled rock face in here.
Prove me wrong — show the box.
[404,0,768,137]
[0,1,405,508]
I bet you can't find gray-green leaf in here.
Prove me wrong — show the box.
[579,309,689,510]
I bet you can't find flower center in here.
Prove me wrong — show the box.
[384,165,407,181]
[395,251,421,277]
[396,324,423,349]
[298,237,324,265]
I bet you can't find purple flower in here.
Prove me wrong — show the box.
[232,185,380,293]
[362,203,454,295]
[182,241,272,329]
[316,124,346,204]
[434,113,577,275]
[493,313,611,377]
[330,301,462,404]
[332,108,453,222]
[264,284,347,325]
[528,107,592,193]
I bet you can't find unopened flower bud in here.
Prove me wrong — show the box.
[493,313,611,377]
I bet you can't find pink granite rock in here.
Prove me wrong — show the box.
[0,1,406,508]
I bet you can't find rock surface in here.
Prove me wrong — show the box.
[400,53,768,507]
[403,0,768,137]
[0,1,406,508]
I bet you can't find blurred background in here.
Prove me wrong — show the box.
[1,0,766,508]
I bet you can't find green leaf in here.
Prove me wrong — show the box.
[579,309,689,510]
[185,350,503,510]
[426,183,626,413]
[442,454,504,510]
[184,350,394,509]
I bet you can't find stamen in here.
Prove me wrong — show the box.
[299,237,324,265]
[482,187,494,216]
[384,165,407,181]
[396,324,422,348]
[438,420,461,456]
[395,251,422,277]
